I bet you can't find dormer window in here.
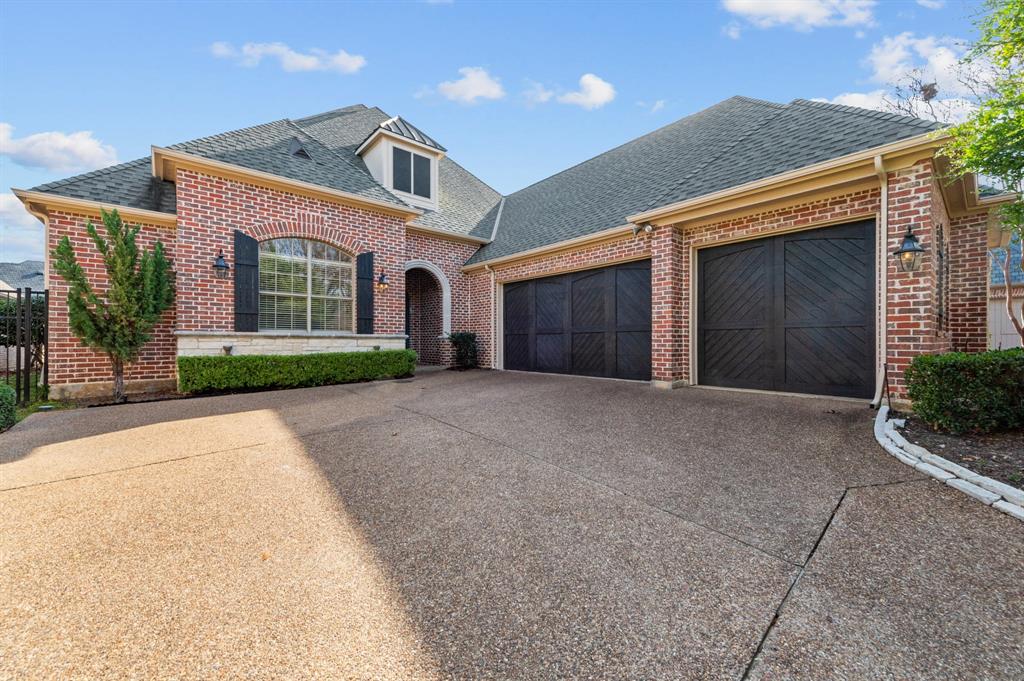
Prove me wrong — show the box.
[393,147,431,199]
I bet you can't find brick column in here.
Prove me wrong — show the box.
[949,212,990,353]
[886,161,943,398]
[651,225,687,386]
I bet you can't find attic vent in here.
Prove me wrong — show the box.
[288,138,312,160]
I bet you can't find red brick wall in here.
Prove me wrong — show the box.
[948,211,989,352]
[46,210,177,389]
[651,226,686,384]
[174,168,407,334]
[885,161,947,397]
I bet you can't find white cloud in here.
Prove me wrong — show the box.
[916,0,945,9]
[0,193,44,261]
[722,22,742,39]
[558,74,616,110]
[0,123,117,172]
[523,80,554,105]
[636,99,666,113]
[722,0,875,31]
[210,41,366,74]
[816,32,981,123]
[437,67,506,104]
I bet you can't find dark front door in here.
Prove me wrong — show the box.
[697,220,875,398]
[503,260,651,380]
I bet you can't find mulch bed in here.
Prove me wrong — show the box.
[901,417,1024,490]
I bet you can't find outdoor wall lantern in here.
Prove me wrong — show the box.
[893,226,925,273]
[213,250,231,279]
[376,268,390,290]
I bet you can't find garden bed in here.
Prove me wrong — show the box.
[901,417,1024,490]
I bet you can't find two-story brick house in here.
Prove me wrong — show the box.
[14,97,1011,402]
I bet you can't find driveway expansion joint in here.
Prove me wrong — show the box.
[873,406,1024,522]
[740,487,850,680]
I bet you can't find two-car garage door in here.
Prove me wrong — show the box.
[501,219,875,397]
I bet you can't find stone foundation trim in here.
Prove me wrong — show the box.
[51,378,178,401]
[176,331,407,357]
[873,406,1023,522]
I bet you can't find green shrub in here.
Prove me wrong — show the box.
[0,384,15,431]
[905,348,1024,434]
[177,349,417,394]
[448,332,478,369]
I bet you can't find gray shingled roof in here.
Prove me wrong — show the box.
[294,106,500,237]
[167,118,401,207]
[24,96,944,265]
[466,96,944,264]
[0,260,45,290]
[30,158,176,213]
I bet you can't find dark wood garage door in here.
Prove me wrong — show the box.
[697,220,875,398]
[503,260,651,380]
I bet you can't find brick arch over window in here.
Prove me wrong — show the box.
[248,214,366,256]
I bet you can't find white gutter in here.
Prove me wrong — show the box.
[871,155,888,408]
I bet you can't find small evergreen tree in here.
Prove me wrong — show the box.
[51,209,173,402]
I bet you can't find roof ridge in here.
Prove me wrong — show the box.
[291,104,368,125]
[503,96,782,199]
[168,118,293,151]
[30,157,152,192]
[790,98,945,129]
[641,101,790,212]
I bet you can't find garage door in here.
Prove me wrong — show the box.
[503,260,651,380]
[698,220,875,398]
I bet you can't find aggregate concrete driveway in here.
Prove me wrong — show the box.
[2,369,1022,679]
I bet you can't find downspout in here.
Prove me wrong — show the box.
[485,264,496,369]
[871,155,888,408]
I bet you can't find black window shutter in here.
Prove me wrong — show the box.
[356,252,375,334]
[234,230,259,331]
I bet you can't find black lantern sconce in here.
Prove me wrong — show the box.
[893,226,925,273]
[376,268,390,290]
[213,250,231,279]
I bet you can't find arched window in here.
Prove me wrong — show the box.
[258,238,354,332]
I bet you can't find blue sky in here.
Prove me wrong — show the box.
[0,0,985,262]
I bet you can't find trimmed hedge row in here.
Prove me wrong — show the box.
[0,383,15,431]
[177,349,417,394]
[905,348,1024,434]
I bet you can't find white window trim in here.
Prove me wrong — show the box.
[386,141,439,211]
[258,240,356,333]
[404,260,451,336]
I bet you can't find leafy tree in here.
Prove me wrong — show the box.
[943,0,1024,343]
[51,209,173,402]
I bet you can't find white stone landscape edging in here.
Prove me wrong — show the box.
[873,406,1024,522]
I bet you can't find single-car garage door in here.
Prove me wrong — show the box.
[503,260,651,380]
[698,219,875,398]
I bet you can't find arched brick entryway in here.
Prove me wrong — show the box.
[405,265,447,365]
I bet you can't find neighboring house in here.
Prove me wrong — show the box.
[989,235,1023,349]
[0,260,45,291]
[13,97,1012,401]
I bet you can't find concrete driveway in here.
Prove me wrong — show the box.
[2,369,1022,679]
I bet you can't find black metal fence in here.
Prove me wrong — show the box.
[1,288,49,406]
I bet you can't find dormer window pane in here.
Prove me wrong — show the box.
[413,154,431,198]
[393,147,412,193]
